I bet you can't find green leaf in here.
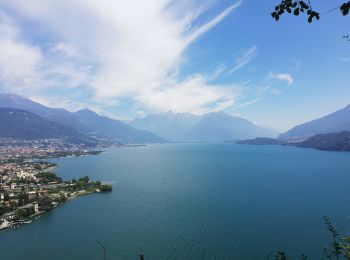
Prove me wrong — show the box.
[294,8,300,16]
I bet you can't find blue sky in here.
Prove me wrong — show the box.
[0,0,349,131]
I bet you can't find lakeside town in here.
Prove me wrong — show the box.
[0,138,112,231]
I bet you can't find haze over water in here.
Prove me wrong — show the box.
[1,143,350,259]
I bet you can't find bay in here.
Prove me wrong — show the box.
[1,143,350,259]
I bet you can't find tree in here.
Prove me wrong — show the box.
[271,1,350,23]
[100,184,112,192]
[78,176,89,183]
[17,192,28,206]
[38,195,53,209]
[4,192,9,201]
[272,217,350,260]
[58,194,67,203]
[15,207,34,219]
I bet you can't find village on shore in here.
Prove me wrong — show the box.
[0,139,112,231]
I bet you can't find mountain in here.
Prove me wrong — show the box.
[73,109,165,143]
[279,104,350,140]
[0,94,88,132]
[0,94,164,144]
[131,111,278,142]
[130,112,200,141]
[293,131,350,151]
[0,108,97,146]
[183,112,278,142]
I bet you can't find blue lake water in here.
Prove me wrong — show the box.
[1,143,350,259]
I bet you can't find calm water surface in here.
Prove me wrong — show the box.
[1,143,350,259]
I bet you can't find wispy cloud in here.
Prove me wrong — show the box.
[185,1,242,45]
[290,58,302,71]
[1,0,242,115]
[237,98,261,108]
[227,46,257,75]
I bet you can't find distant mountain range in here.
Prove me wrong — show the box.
[4,93,348,147]
[0,108,98,146]
[0,94,164,144]
[130,112,199,141]
[236,102,350,152]
[72,109,165,144]
[279,104,350,140]
[130,111,278,142]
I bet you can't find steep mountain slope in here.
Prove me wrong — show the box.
[0,93,88,132]
[279,104,350,140]
[130,111,278,142]
[73,109,165,143]
[0,108,96,145]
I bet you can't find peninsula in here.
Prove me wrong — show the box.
[0,147,112,231]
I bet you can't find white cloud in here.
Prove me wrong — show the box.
[237,98,261,108]
[227,46,257,75]
[184,1,241,45]
[1,0,242,114]
[268,72,294,87]
[136,74,240,114]
[0,12,43,92]
[49,42,78,57]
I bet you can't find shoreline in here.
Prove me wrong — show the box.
[0,188,104,231]
[0,150,112,232]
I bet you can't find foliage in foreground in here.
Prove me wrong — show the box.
[271,0,350,23]
[272,217,350,260]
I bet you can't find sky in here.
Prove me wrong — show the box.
[0,0,349,131]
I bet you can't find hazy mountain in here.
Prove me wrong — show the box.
[279,104,350,140]
[73,109,165,143]
[0,108,97,146]
[183,112,278,142]
[130,111,278,142]
[0,94,164,144]
[130,112,201,141]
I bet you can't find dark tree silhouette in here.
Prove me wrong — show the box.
[271,1,350,23]
[97,241,107,260]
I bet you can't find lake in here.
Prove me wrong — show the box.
[1,143,350,259]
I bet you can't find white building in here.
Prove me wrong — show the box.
[10,183,17,190]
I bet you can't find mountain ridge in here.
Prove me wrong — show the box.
[131,111,278,142]
[0,94,164,144]
[279,104,350,140]
[0,108,98,146]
